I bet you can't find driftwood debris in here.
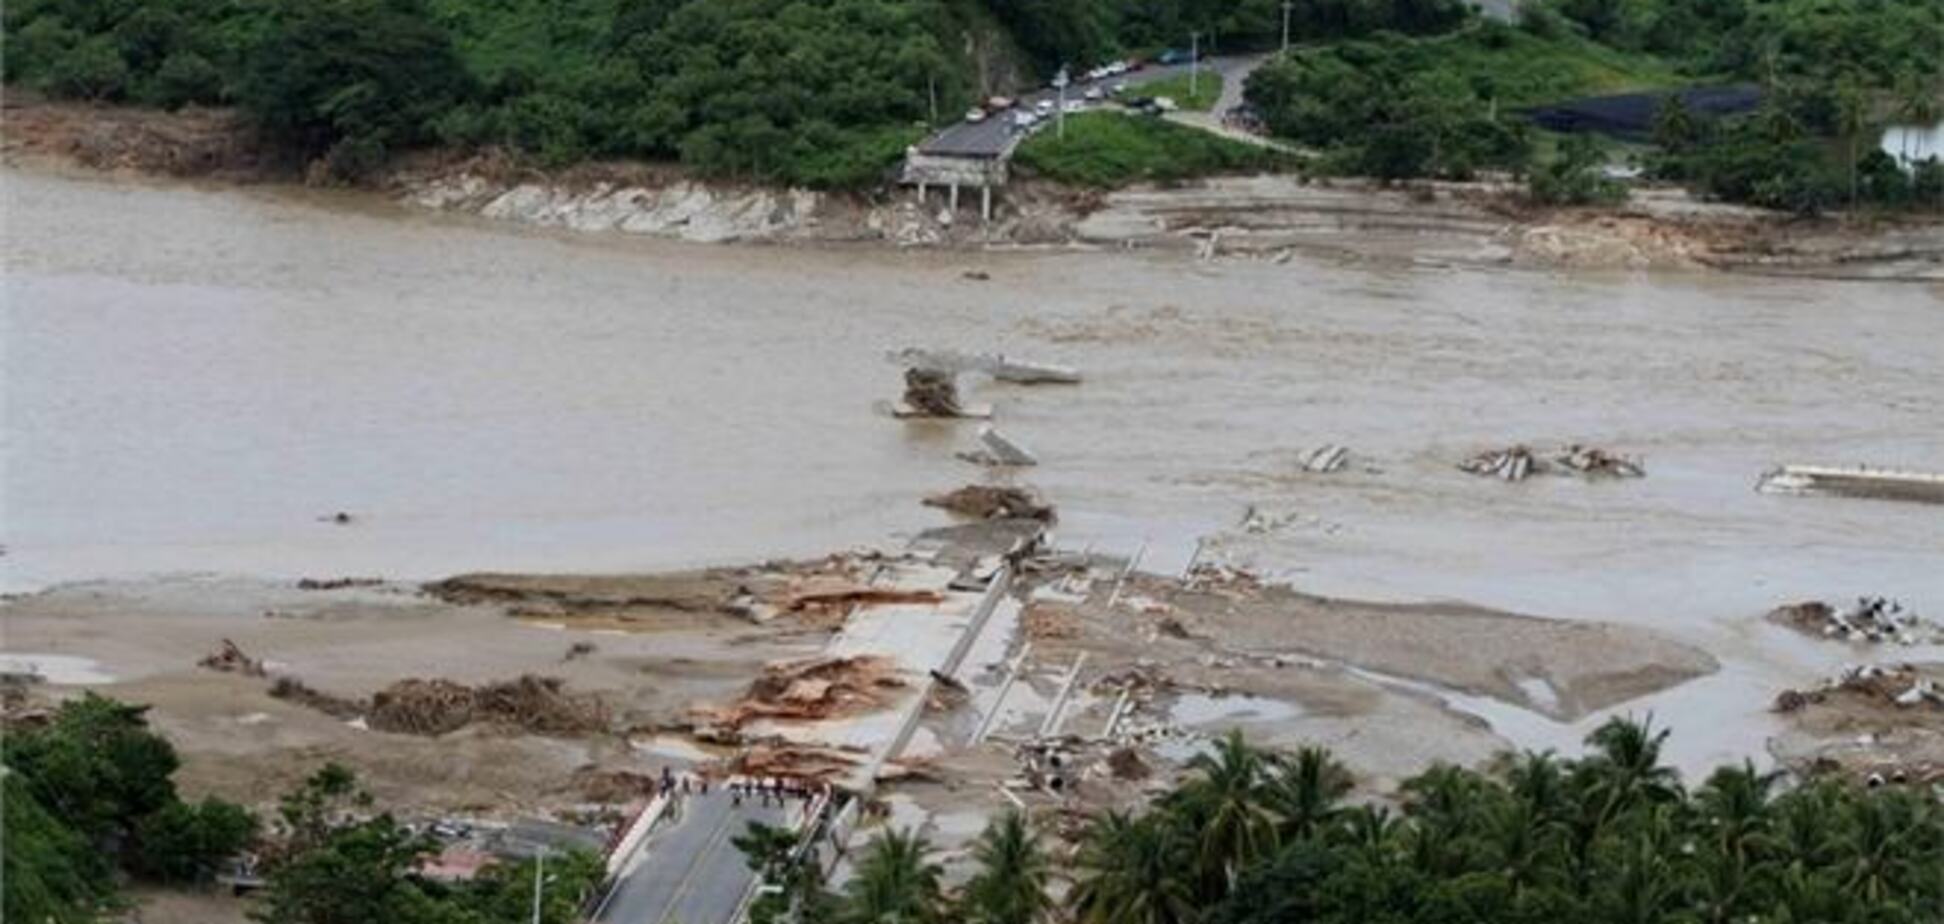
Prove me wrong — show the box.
[923,485,1055,522]
[198,639,267,677]
[700,655,907,728]
[367,675,609,737]
[901,368,964,417]
[269,677,365,720]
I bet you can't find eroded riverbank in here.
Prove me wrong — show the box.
[7,95,1941,278]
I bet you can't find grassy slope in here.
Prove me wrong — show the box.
[1013,111,1279,187]
[1420,26,1684,106]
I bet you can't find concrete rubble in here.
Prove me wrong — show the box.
[1769,598,1943,646]
[1460,444,1645,481]
[1460,445,1541,481]
[889,348,1082,385]
[1300,443,1351,473]
[1554,444,1645,478]
[957,426,1039,467]
[1774,663,1944,713]
[1756,464,1944,504]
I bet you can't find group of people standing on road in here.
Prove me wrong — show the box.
[655,766,829,811]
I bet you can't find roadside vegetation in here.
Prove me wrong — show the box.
[1,693,600,924]
[747,718,1944,924]
[1014,111,1279,187]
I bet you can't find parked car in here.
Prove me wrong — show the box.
[1112,81,1129,95]
[1083,86,1104,101]
[986,96,1015,110]
[965,107,987,122]
[1156,48,1200,66]
[1012,111,1038,130]
[1034,99,1055,115]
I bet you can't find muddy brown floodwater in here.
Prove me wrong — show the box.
[5,166,1942,775]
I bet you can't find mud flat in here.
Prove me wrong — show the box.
[0,576,825,813]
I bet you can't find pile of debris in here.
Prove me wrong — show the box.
[197,639,267,677]
[900,368,965,417]
[723,743,864,783]
[1459,444,1645,481]
[269,676,365,720]
[296,577,384,591]
[1459,445,1541,481]
[923,485,1055,522]
[1774,663,1944,712]
[368,675,610,736]
[701,655,907,728]
[1021,601,1080,640]
[1299,444,1350,474]
[1769,597,1942,646]
[1555,444,1645,478]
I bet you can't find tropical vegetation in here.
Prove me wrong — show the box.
[1,693,603,924]
[746,718,1944,924]
[2,693,258,924]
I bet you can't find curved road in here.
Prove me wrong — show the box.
[594,793,795,924]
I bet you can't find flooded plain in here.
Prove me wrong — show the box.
[5,167,1941,772]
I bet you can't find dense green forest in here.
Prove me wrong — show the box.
[1243,0,1944,211]
[3,0,1941,208]
[1,694,601,924]
[747,719,1944,924]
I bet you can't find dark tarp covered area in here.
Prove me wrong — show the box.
[1524,85,1763,139]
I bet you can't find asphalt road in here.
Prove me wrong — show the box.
[594,793,792,924]
[918,61,1202,157]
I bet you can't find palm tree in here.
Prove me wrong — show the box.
[1172,729,1278,895]
[1266,745,1353,843]
[1481,795,1567,897]
[1690,761,1780,923]
[1069,811,1195,924]
[1579,715,1682,826]
[841,827,943,924]
[1840,790,1925,906]
[959,810,1052,924]
[1503,749,1571,823]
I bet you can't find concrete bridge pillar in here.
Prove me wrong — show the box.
[917,182,927,202]
[949,183,960,212]
[981,186,992,224]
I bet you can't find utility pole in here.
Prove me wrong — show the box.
[1054,65,1070,140]
[1189,33,1200,100]
[530,847,545,924]
[1281,1,1293,53]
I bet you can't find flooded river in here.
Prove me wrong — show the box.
[5,167,1940,625]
